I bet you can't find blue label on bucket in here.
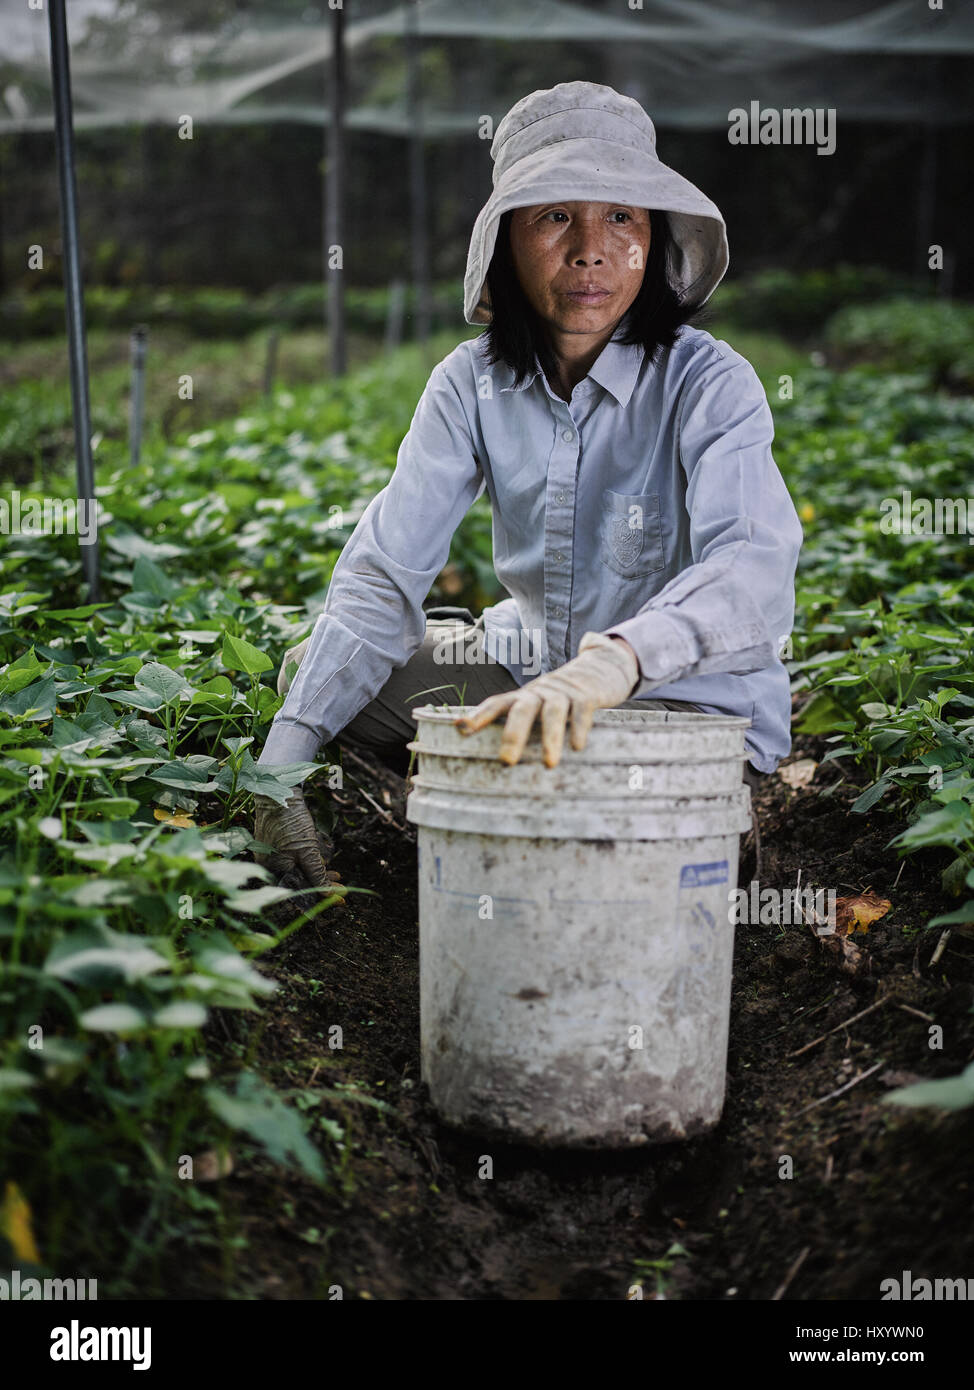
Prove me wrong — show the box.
[679,860,729,889]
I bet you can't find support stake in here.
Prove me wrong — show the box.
[48,0,100,601]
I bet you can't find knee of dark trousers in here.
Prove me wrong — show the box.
[424,616,479,657]
[333,619,482,779]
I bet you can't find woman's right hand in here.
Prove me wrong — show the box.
[253,787,338,890]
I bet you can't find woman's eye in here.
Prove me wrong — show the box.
[611,211,632,222]
[544,211,569,222]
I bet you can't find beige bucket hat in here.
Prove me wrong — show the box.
[463,80,729,326]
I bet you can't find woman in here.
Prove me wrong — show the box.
[253,81,803,889]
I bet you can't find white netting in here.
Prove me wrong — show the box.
[0,0,971,134]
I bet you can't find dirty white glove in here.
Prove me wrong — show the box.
[277,634,311,697]
[253,787,339,890]
[455,631,640,767]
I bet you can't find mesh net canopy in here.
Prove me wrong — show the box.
[1,0,972,135]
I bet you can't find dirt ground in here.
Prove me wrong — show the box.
[189,730,974,1301]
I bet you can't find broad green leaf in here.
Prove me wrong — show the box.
[231,754,322,804]
[0,677,57,721]
[884,1063,974,1111]
[0,647,45,695]
[197,856,267,890]
[62,796,139,819]
[205,1072,325,1181]
[891,800,973,850]
[197,676,233,696]
[191,935,276,996]
[869,729,909,754]
[79,1004,148,1033]
[148,757,219,791]
[64,839,140,861]
[0,1069,35,1092]
[75,817,142,844]
[201,825,263,857]
[44,929,169,985]
[66,878,136,908]
[795,691,851,735]
[103,688,166,713]
[221,632,273,675]
[850,776,894,813]
[105,528,184,561]
[124,717,167,749]
[927,899,974,928]
[131,555,177,598]
[224,885,295,913]
[135,661,194,704]
[44,603,112,620]
[153,1002,208,1029]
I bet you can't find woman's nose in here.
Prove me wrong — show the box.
[567,224,606,265]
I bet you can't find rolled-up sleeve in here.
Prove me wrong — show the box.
[258,359,484,765]
[604,354,803,694]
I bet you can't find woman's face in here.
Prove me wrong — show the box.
[508,201,651,340]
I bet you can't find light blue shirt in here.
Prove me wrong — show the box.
[259,325,803,773]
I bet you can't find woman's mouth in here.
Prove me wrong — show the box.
[563,287,611,305]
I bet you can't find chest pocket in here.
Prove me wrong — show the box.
[598,490,665,578]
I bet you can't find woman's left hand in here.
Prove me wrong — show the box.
[454,632,640,767]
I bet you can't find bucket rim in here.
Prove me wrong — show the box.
[405,740,753,765]
[411,703,752,728]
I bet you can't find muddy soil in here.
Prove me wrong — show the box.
[186,734,974,1301]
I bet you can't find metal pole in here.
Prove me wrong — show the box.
[48,0,99,601]
[325,1,346,377]
[405,0,431,345]
[0,137,6,299]
[915,56,939,294]
[384,278,406,353]
[263,326,280,399]
[129,325,147,466]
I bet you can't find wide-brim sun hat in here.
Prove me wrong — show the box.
[463,80,729,326]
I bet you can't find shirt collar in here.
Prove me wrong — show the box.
[498,330,643,408]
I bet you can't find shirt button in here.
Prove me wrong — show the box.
[556,492,566,504]
[554,551,564,562]
[553,607,564,619]
[562,429,575,443]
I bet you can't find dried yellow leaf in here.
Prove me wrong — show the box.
[1,1180,41,1264]
[154,808,196,828]
[835,891,892,936]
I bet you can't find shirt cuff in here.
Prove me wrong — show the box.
[257,719,322,767]
[602,611,699,696]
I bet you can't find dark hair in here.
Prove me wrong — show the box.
[481,208,710,388]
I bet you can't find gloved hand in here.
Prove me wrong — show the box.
[277,634,311,697]
[253,786,340,890]
[454,631,640,767]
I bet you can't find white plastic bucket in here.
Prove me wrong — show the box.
[405,706,752,1148]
